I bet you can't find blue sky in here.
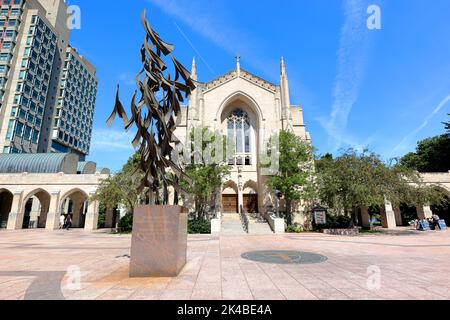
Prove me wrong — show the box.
[67,0,450,171]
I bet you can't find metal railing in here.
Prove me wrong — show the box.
[239,205,249,233]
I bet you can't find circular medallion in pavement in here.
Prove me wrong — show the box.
[241,250,327,265]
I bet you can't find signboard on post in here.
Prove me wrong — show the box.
[314,208,327,225]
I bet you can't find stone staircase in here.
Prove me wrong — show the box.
[221,213,274,235]
[248,216,274,235]
[221,213,247,235]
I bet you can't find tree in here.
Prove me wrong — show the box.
[91,152,146,214]
[400,135,450,172]
[444,114,450,134]
[315,149,436,224]
[266,130,315,226]
[180,127,231,220]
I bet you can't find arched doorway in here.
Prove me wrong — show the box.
[0,189,13,229]
[243,181,258,214]
[60,189,89,228]
[222,181,238,213]
[21,190,51,229]
[400,203,418,226]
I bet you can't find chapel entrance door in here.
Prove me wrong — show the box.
[243,194,258,214]
[222,195,238,213]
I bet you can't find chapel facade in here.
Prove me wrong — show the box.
[175,57,311,217]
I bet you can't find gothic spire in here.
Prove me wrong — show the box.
[191,57,197,81]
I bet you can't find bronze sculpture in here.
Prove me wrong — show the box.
[107,10,196,203]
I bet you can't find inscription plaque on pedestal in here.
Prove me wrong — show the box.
[129,205,188,277]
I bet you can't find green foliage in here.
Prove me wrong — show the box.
[444,114,450,134]
[286,224,304,233]
[266,130,315,226]
[118,213,133,233]
[315,149,439,223]
[313,214,353,230]
[188,219,211,234]
[181,127,231,219]
[97,202,106,229]
[400,135,450,173]
[91,152,145,213]
[97,214,106,229]
[326,214,353,229]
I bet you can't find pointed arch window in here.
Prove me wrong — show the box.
[227,109,252,166]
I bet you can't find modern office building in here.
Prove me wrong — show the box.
[0,0,97,158]
[51,46,97,160]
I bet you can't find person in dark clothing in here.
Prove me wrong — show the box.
[65,215,73,231]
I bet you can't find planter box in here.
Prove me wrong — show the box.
[322,228,360,236]
[130,205,188,277]
[211,218,221,234]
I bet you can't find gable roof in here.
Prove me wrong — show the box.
[202,69,278,93]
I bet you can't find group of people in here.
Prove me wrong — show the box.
[412,214,447,231]
[59,214,73,230]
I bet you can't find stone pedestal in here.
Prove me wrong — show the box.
[361,206,371,228]
[130,205,188,278]
[105,207,115,228]
[417,206,433,220]
[211,217,221,234]
[84,197,99,231]
[381,200,397,229]
[394,206,403,226]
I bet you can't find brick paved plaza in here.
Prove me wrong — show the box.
[0,229,450,300]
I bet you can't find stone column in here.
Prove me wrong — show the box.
[38,197,50,229]
[6,191,24,230]
[84,196,99,231]
[45,192,61,230]
[417,206,433,220]
[381,200,397,229]
[28,197,41,229]
[394,205,403,226]
[105,207,115,229]
[71,199,84,228]
[361,206,371,228]
[61,198,70,215]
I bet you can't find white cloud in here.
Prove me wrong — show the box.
[118,73,137,87]
[148,0,277,80]
[320,0,372,151]
[393,94,450,153]
[90,128,136,152]
[150,0,243,55]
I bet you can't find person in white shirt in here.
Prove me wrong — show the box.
[59,215,65,229]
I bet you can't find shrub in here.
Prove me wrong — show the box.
[314,213,353,230]
[97,212,106,229]
[188,219,211,234]
[286,225,304,233]
[118,213,133,233]
[333,215,353,228]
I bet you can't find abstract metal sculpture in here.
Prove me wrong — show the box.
[107,10,196,202]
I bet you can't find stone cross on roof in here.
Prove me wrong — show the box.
[236,54,241,74]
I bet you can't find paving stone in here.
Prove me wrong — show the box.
[0,229,450,300]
